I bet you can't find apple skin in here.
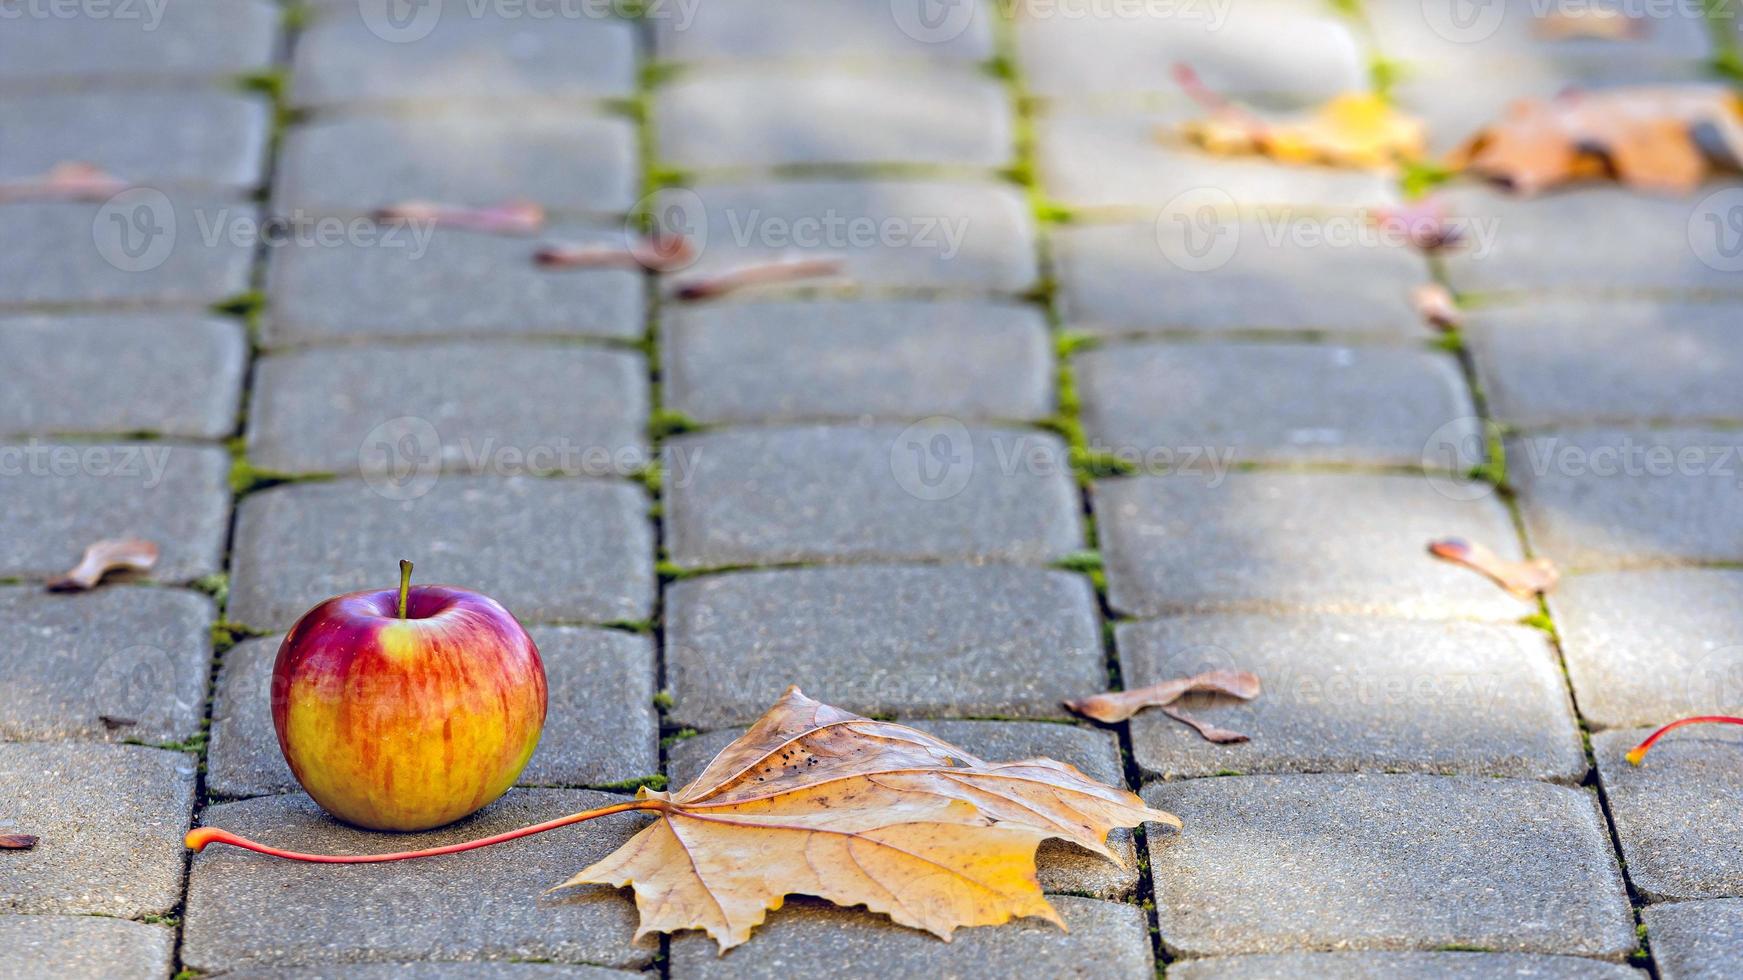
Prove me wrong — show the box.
[271,584,547,832]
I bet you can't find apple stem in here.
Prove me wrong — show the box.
[397,559,412,619]
[185,798,662,863]
[1626,715,1743,765]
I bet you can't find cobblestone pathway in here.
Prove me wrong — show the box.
[4,1,1743,977]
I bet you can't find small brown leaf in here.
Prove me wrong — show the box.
[0,161,129,203]
[373,200,544,236]
[1173,64,1425,169]
[535,232,695,272]
[1371,197,1464,251]
[46,538,158,592]
[1535,9,1647,41]
[1159,705,1250,744]
[1065,669,1261,724]
[673,257,846,301]
[1412,283,1462,332]
[0,834,39,850]
[99,714,138,730]
[1428,537,1559,599]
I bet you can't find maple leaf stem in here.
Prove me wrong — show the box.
[1625,716,1743,765]
[184,799,661,863]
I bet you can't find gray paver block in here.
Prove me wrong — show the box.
[0,314,245,438]
[1594,727,1743,903]
[0,915,174,980]
[663,426,1082,567]
[667,895,1153,979]
[1367,1,1711,74]
[247,341,648,477]
[1168,951,1642,979]
[180,790,651,971]
[208,627,657,798]
[1551,569,1743,730]
[1441,185,1743,295]
[1077,341,1475,465]
[0,442,229,582]
[0,586,214,744]
[1508,427,1743,569]
[651,0,995,64]
[0,197,256,308]
[0,0,279,85]
[0,742,196,918]
[1146,774,1637,958]
[1052,221,1428,336]
[665,719,1137,898]
[655,181,1038,294]
[1119,612,1586,782]
[218,965,634,980]
[660,300,1052,424]
[0,92,270,189]
[1644,898,1743,980]
[1468,301,1743,426]
[1094,473,1532,620]
[1038,113,1398,214]
[263,221,644,344]
[228,476,653,631]
[275,112,638,217]
[654,69,1013,169]
[292,3,637,107]
[664,565,1102,727]
[1014,0,1363,103]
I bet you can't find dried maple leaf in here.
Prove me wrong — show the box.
[0,161,128,203]
[1412,283,1462,332]
[1371,197,1464,251]
[186,687,1178,951]
[373,200,544,235]
[1065,670,1261,725]
[1173,65,1425,169]
[673,257,846,301]
[1428,537,1558,599]
[0,834,38,850]
[1158,705,1251,744]
[46,538,158,592]
[535,232,695,271]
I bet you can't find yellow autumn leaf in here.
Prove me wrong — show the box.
[1179,92,1426,169]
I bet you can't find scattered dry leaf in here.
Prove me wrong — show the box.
[1412,283,1462,332]
[1428,537,1559,599]
[535,232,695,271]
[99,715,138,730]
[673,257,845,301]
[373,200,544,235]
[0,834,39,850]
[1371,197,1464,251]
[0,162,129,204]
[46,538,158,592]
[1158,705,1251,744]
[1535,8,1647,40]
[1066,670,1261,725]
[1174,64,1425,168]
[1448,86,1743,194]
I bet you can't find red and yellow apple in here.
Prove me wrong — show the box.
[271,561,546,831]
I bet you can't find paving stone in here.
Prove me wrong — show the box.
[0,0,279,85]
[660,300,1052,424]
[1467,301,1743,426]
[0,586,214,744]
[1145,774,1637,958]
[292,3,637,107]
[1014,0,1363,104]
[0,742,196,918]
[1038,113,1399,215]
[1168,951,1642,979]
[651,0,995,65]
[1441,185,1743,295]
[1594,727,1743,903]
[665,565,1102,728]
[0,314,245,438]
[662,426,1082,568]
[1366,0,1711,75]
[1077,341,1475,465]
[275,111,638,217]
[246,341,648,477]
[654,181,1038,295]
[180,790,651,971]
[1508,427,1743,569]
[228,476,653,630]
[218,965,633,980]
[0,442,229,582]
[1551,569,1743,729]
[0,197,256,308]
[1118,612,1585,782]
[1094,473,1532,620]
[1051,221,1428,336]
[667,718,1136,899]
[0,92,270,189]
[654,69,1013,170]
[263,221,644,344]
[0,915,174,980]
[1644,898,1743,980]
[667,894,1153,979]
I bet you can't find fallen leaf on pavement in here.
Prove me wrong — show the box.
[373,200,544,235]
[1159,705,1251,744]
[1371,197,1464,251]
[1066,669,1261,725]
[47,538,158,592]
[0,162,129,203]
[1428,537,1559,599]
[673,256,845,301]
[535,232,695,271]
[1174,64,1425,168]
[185,687,1178,951]
[1412,283,1462,331]
[1535,8,1647,40]
[0,834,39,850]
[1447,86,1743,194]
[1626,715,1743,764]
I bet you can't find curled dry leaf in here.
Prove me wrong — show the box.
[1428,537,1559,599]
[1370,197,1464,252]
[1065,669,1261,725]
[0,834,39,850]
[1412,283,1462,332]
[1159,705,1251,744]
[373,200,544,236]
[1626,715,1743,765]
[0,161,129,204]
[535,232,695,272]
[46,538,158,592]
[1173,64,1425,169]
[672,256,846,301]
